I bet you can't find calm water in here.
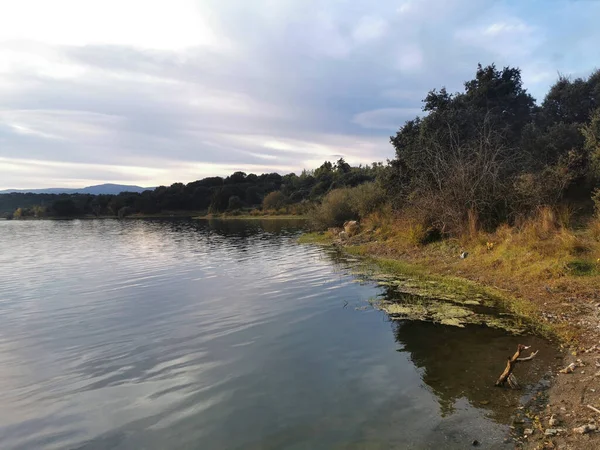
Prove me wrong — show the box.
[0,219,556,450]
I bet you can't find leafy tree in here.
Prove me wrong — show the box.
[335,158,351,174]
[227,172,247,184]
[228,195,243,210]
[245,186,261,205]
[51,198,78,216]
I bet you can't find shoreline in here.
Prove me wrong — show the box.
[299,230,600,448]
[192,214,307,220]
[4,213,308,221]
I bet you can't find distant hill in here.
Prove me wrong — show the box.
[0,183,153,195]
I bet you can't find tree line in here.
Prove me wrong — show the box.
[1,159,382,218]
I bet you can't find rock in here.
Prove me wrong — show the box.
[549,415,559,427]
[524,428,534,436]
[343,220,360,237]
[338,231,348,240]
[539,379,551,389]
[544,428,566,436]
[573,424,597,434]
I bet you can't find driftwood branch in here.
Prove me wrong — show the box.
[495,344,538,388]
[586,404,600,415]
[517,350,539,361]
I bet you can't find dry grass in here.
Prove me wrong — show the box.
[337,205,600,343]
[590,216,600,242]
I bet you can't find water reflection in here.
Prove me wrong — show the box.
[0,219,555,450]
[393,321,554,420]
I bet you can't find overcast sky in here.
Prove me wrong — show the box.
[1,0,599,189]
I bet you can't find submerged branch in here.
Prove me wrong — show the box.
[495,344,538,388]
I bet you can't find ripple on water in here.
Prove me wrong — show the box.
[0,219,557,450]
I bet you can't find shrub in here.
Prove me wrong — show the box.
[405,221,429,246]
[308,189,356,229]
[511,163,573,217]
[348,182,386,219]
[263,191,286,210]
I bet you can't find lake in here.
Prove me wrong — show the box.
[0,219,557,449]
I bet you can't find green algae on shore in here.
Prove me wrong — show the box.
[308,243,534,335]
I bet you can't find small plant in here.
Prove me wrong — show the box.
[406,222,428,246]
[566,260,596,276]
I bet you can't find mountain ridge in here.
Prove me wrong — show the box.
[0,183,153,195]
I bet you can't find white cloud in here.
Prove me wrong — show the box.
[395,46,424,72]
[483,21,533,36]
[0,0,599,189]
[0,0,224,51]
[455,18,541,59]
[353,16,388,43]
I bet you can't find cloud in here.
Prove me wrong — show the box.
[0,0,599,189]
[352,16,389,43]
[352,108,422,130]
[455,17,541,59]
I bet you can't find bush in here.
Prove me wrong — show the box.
[348,182,386,219]
[262,191,286,210]
[308,189,356,229]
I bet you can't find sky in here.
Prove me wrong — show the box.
[1,0,599,189]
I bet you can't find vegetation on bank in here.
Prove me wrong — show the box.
[1,159,381,220]
[296,64,600,343]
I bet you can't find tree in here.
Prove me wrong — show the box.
[314,161,333,181]
[228,195,243,210]
[51,198,78,216]
[388,64,541,231]
[227,172,247,184]
[245,186,261,205]
[32,205,47,217]
[335,158,351,174]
